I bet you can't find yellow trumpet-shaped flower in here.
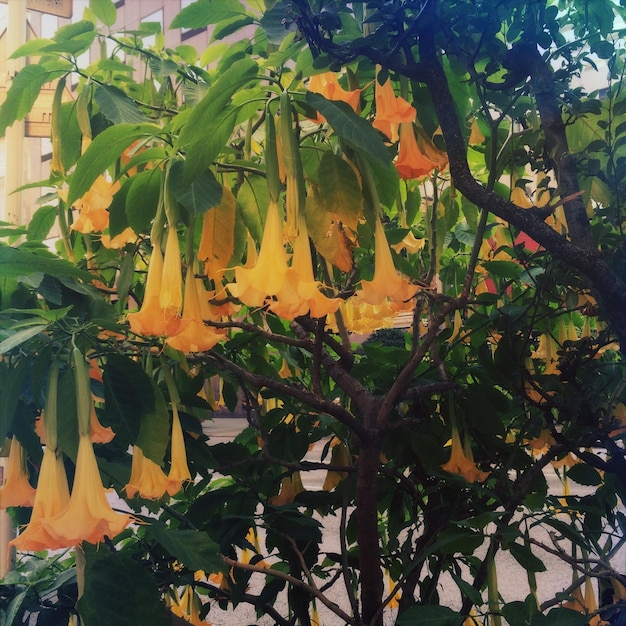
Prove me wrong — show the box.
[395,123,440,180]
[166,266,226,353]
[270,471,305,506]
[127,244,184,337]
[372,69,416,142]
[10,447,71,551]
[67,176,120,234]
[125,446,169,500]
[229,200,288,307]
[270,220,341,320]
[44,434,131,546]
[308,72,361,114]
[160,225,184,317]
[441,425,489,483]
[0,437,36,509]
[359,217,419,306]
[166,406,192,496]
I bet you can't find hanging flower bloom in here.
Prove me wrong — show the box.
[127,244,184,337]
[44,434,131,546]
[441,424,489,483]
[395,123,440,180]
[67,176,120,234]
[270,220,341,320]
[100,226,138,249]
[90,402,115,444]
[372,70,416,142]
[270,472,305,506]
[125,446,169,500]
[166,267,226,353]
[168,585,205,626]
[228,200,288,307]
[359,217,419,306]
[166,406,192,496]
[0,437,36,509]
[308,72,361,114]
[10,447,70,551]
[468,117,485,145]
[160,225,184,318]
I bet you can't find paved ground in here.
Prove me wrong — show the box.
[201,418,625,626]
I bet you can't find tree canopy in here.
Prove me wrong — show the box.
[1,1,626,625]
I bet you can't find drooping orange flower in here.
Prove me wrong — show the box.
[0,437,36,509]
[125,446,169,500]
[308,72,361,114]
[269,471,305,506]
[90,402,115,444]
[44,434,131,546]
[270,221,341,320]
[169,585,205,626]
[228,200,288,308]
[127,244,184,337]
[395,123,440,180]
[372,71,416,142]
[166,406,192,496]
[100,226,138,249]
[10,447,71,551]
[359,217,419,306]
[166,266,226,354]
[160,225,184,318]
[441,425,489,483]
[69,176,120,234]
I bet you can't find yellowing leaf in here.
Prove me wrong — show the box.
[304,187,355,273]
[318,152,363,232]
[198,186,237,280]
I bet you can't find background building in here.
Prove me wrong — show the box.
[0,0,211,224]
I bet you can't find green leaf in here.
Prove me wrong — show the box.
[26,205,57,242]
[508,542,547,573]
[306,92,391,165]
[397,605,462,626]
[67,123,160,205]
[0,324,49,355]
[169,160,223,215]
[0,65,53,138]
[4,590,28,626]
[103,353,156,449]
[237,175,268,243]
[94,84,150,125]
[136,383,170,464]
[566,463,603,486]
[0,359,29,439]
[177,59,258,182]
[318,152,362,231]
[77,548,168,626]
[125,168,162,234]
[427,528,484,555]
[481,260,523,279]
[90,0,118,26]
[170,0,249,28]
[0,246,94,282]
[56,368,79,460]
[108,177,131,237]
[148,524,226,574]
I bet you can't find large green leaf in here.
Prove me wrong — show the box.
[306,92,391,164]
[317,152,362,231]
[103,353,156,449]
[26,206,57,242]
[0,246,94,282]
[148,524,226,574]
[94,84,150,125]
[67,123,160,205]
[169,160,223,215]
[508,542,547,573]
[237,175,268,243]
[0,359,29,440]
[176,59,258,182]
[56,368,79,460]
[136,383,170,465]
[396,605,462,626]
[125,168,162,234]
[77,548,168,626]
[0,65,54,138]
[90,0,117,26]
[0,324,49,355]
[170,0,249,28]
